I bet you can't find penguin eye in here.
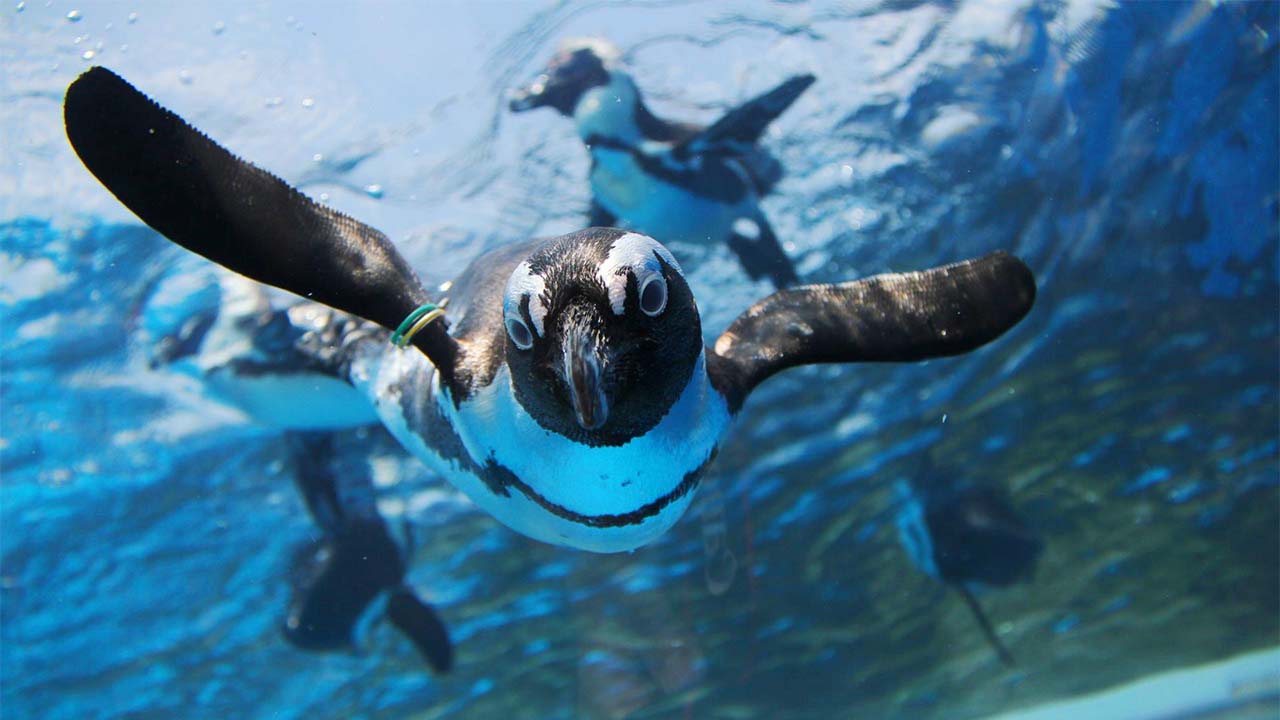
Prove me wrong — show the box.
[638,274,668,317]
[506,316,534,350]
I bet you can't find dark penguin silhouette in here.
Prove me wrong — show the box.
[282,432,453,674]
[64,66,1036,556]
[509,38,812,288]
[897,477,1044,666]
[133,268,451,671]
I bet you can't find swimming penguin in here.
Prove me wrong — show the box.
[134,282,452,671]
[283,432,452,674]
[64,66,1037,554]
[896,475,1044,666]
[509,38,812,288]
[138,269,384,429]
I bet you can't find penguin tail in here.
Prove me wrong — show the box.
[386,585,454,674]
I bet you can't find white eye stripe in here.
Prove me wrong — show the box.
[504,261,549,337]
[597,232,681,316]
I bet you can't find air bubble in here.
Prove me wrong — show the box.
[365,184,384,199]
[212,20,225,35]
[312,153,323,162]
[732,217,761,240]
[127,12,137,23]
[178,69,192,85]
[15,2,24,12]
[264,96,283,108]
[66,9,81,22]
[301,97,315,109]
[81,49,95,60]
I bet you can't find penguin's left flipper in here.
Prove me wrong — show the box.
[63,67,459,373]
[706,252,1036,411]
[678,73,816,158]
[386,586,454,674]
[725,214,801,289]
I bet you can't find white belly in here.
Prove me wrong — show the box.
[591,148,751,246]
[203,368,380,429]
[355,346,731,553]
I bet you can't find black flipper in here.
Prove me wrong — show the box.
[954,583,1016,667]
[281,433,404,653]
[725,214,800,289]
[706,252,1036,411]
[587,199,617,228]
[63,67,460,379]
[280,433,454,674]
[676,74,815,158]
[282,514,407,652]
[386,585,454,674]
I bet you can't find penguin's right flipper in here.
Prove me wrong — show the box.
[725,214,801,289]
[63,67,459,373]
[677,74,815,158]
[386,586,454,674]
[707,252,1036,411]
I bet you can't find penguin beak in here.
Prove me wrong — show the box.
[559,313,610,431]
[509,74,550,112]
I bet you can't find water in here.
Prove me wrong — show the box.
[3,1,1277,718]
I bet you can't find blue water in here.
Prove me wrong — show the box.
[3,2,1277,718]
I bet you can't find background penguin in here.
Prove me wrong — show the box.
[896,470,1044,667]
[282,431,452,675]
[65,66,1037,557]
[135,276,453,673]
[137,269,381,430]
[509,38,813,289]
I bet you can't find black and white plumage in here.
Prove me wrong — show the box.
[65,66,1037,554]
[509,38,813,289]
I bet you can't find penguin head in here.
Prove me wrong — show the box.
[501,228,702,446]
[509,38,619,116]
